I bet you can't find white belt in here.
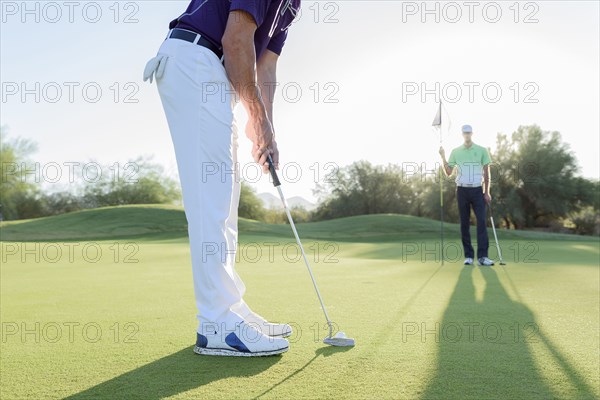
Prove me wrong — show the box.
[457,183,482,188]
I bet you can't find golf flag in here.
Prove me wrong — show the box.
[432,101,442,127]
[432,100,444,265]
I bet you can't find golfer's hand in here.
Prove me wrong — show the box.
[439,146,445,158]
[249,117,275,173]
[252,139,279,173]
[484,193,492,205]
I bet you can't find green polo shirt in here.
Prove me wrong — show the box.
[447,142,491,186]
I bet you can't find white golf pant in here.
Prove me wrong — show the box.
[148,37,253,331]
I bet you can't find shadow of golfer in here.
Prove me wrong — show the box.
[252,345,352,399]
[421,266,557,399]
[65,346,281,400]
[373,264,445,346]
[499,266,599,400]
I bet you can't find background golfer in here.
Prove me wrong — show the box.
[439,125,495,267]
[143,0,300,356]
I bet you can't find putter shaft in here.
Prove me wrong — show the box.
[267,156,335,338]
[275,185,334,338]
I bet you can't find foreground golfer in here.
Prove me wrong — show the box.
[439,125,495,267]
[143,1,300,356]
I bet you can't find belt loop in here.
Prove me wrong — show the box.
[192,33,201,45]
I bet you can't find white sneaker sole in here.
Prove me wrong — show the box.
[193,345,289,357]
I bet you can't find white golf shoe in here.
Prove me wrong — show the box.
[464,258,474,265]
[194,321,289,357]
[242,311,293,338]
[478,257,495,266]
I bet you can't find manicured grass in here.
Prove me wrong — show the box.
[1,206,598,399]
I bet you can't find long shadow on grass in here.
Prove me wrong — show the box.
[65,346,280,400]
[499,266,599,399]
[252,346,352,399]
[421,266,598,400]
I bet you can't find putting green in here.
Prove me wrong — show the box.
[1,206,598,399]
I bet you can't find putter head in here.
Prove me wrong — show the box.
[323,332,355,347]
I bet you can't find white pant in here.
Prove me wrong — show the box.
[149,38,253,331]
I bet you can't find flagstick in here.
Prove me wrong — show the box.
[432,101,445,266]
[440,126,444,266]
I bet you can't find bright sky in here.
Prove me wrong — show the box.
[1,1,599,202]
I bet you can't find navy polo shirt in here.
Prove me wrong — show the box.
[170,0,300,58]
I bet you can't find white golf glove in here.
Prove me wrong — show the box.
[143,54,168,84]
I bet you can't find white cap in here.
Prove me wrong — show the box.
[462,124,473,133]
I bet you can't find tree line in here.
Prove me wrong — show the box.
[309,125,599,235]
[1,125,598,235]
[0,128,180,220]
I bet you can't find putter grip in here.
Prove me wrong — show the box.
[267,155,281,187]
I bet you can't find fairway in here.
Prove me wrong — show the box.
[1,205,599,399]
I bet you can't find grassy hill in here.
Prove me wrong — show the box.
[1,205,598,399]
[1,204,596,242]
[0,205,188,242]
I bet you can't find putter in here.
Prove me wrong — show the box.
[488,204,507,265]
[267,155,355,347]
